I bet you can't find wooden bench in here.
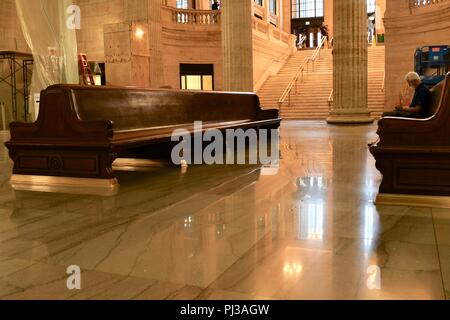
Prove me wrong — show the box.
[369,72,450,204]
[5,85,281,192]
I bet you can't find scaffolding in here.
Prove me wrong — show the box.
[0,51,33,123]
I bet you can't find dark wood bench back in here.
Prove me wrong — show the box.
[5,84,280,181]
[370,73,450,196]
[374,72,450,147]
[428,80,445,117]
[69,86,260,131]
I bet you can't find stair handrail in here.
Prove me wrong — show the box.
[277,64,305,108]
[327,89,333,110]
[305,36,327,72]
[278,36,327,108]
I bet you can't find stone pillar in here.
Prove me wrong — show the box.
[327,0,373,124]
[278,0,283,28]
[105,0,164,88]
[221,0,253,92]
[148,0,165,87]
[104,22,150,87]
[264,0,270,23]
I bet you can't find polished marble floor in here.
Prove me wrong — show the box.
[0,121,448,300]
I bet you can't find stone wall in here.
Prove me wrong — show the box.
[74,0,125,61]
[253,25,295,92]
[161,16,223,89]
[384,0,450,109]
[75,0,125,61]
[75,0,293,91]
[1,0,293,94]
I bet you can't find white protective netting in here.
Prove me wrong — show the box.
[15,0,79,119]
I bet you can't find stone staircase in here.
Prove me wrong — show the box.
[257,49,316,109]
[257,46,385,120]
[368,46,386,118]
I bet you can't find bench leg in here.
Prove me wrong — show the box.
[7,146,118,195]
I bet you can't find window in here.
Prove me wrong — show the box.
[176,0,188,9]
[254,0,263,6]
[180,64,214,91]
[292,0,300,19]
[269,0,276,14]
[367,0,376,13]
[291,0,324,19]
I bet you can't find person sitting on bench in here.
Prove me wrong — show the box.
[382,71,432,118]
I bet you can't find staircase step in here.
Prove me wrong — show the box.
[258,46,385,119]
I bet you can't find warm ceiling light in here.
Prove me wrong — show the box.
[135,28,145,39]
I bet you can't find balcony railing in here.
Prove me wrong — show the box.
[252,17,294,46]
[163,6,221,25]
[409,0,448,7]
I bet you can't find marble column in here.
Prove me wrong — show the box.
[221,0,253,92]
[148,0,165,88]
[327,0,373,124]
[265,0,270,23]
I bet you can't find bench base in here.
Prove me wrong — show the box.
[112,158,171,172]
[375,193,450,208]
[10,174,119,196]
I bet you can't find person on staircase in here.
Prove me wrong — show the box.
[320,22,330,48]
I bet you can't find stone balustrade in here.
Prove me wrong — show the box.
[160,5,291,47]
[162,5,220,25]
[410,0,448,7]
[252,17,295,47]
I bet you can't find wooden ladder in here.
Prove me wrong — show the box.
[78,53,96,86]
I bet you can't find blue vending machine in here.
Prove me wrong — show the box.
[414,45,450,87]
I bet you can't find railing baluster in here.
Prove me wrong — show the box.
[162,8,224,25]
[410,0,448,7]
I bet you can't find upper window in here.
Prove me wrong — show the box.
[292,0,324,19]
[180,64,214,91]
[176,0,188,9]
[254,0,263,6]
[367,0,376,13]
[269,0,277,14]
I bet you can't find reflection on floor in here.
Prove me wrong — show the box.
[0,121,449,300]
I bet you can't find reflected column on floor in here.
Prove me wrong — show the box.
[331,129,378,247]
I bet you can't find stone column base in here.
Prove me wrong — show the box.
[327,110,374,124]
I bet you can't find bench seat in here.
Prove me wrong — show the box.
[5,85,281,187]
[369,72,450,198]
[112,119,279,146]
